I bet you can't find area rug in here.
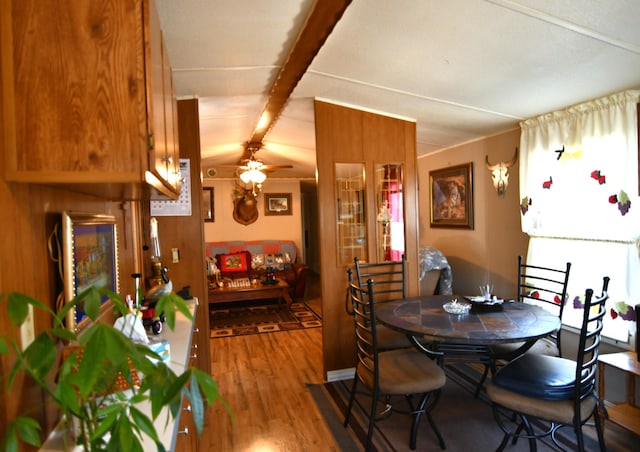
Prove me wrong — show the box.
[309,363,614,452]
[210,302,321,338]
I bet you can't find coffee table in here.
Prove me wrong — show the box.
[208,279,292,309]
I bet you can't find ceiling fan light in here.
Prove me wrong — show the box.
[252,169,267,183]
[239,168,267,184]
[239,170,251,183]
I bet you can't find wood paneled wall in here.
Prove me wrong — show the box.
[0,180,143,443]
[314,100,419,377]
[152,98,210,373]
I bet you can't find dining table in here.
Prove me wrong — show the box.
[375,294,561,354]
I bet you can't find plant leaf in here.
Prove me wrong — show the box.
[79,286,103,321]
[193,367,234,421]
[49,327,76,342]
[108,414,143,452]
[6,292,56,325]
[21,333,57,381]
[3,417,42,451]
[187,373,205,436]
[129,405,161,444]
[91,410,118,441]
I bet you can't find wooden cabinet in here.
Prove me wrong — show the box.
[598,351,640,435]
[175,395,197,451]
[175,328,200,452]
[2,0,180,200]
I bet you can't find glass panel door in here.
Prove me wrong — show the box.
[336,163,367,265]
[375,163,404,261]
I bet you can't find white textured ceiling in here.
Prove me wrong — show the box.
[156,0,640,179]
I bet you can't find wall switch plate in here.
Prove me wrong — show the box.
[20,304,35,351]
[171,248,180,263]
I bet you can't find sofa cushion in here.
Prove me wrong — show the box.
[251,253,266,270]
[216,251,252,273]
[265,253,292,270]
[205,240,298,263]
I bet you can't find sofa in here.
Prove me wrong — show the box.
[205,240,309,300]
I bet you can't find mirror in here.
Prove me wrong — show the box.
[375,163,404,261]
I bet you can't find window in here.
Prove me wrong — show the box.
[520,90,640,343]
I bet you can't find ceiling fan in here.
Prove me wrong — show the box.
[204,144,293,179]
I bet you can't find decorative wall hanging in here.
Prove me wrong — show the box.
[485,148,518,197]
[429,162,474,229]
[232,181,259,225]
[61,211,120,332]
[264,193,292,216]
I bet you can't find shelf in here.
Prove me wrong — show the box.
[606,402,640,435]
[598,351,640,436]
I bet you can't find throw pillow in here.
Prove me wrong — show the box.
[251,253,265,270]
[265,253,285,271]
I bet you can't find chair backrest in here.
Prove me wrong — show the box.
[574,276,609,405]
[518,256,571,349]
[518,255,571,309]
[348,279,380,386]
[353,255,407,301]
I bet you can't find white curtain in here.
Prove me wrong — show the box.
[519,90,640,343]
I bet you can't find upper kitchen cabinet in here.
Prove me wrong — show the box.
[1,0,180,200]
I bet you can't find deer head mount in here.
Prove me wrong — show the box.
[232,179,260,225]
[485,148,518,198]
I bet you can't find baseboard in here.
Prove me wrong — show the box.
[326,367,354,382]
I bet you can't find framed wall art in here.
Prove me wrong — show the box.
[203,187,214,222]
[62,212,120,332]
[429,162,474,229]
[264,193,292,216]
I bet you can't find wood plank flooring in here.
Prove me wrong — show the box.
[199,326,338,451]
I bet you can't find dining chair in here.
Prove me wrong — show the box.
[473,256,572,395]
[344,279,447,451]
[486,276,610,452]
[347,255,414,350]
[353,255,407,300]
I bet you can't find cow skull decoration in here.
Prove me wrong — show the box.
[485,148,518,198]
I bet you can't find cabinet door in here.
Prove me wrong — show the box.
[4,0,179,199]
[6,0,146,181]
[163,36,181,190]
[145,0,180,194]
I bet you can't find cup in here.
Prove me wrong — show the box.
[479,284,493,300]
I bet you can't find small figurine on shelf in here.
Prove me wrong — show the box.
[264,267,278,285]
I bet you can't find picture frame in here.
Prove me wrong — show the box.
[264,193,292,216]
[203,187,214,222]
[429,162,474,229]
[61,212,120,332]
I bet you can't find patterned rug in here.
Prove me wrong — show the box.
[210,302,322,338]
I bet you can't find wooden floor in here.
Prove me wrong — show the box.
[199,326,337,451]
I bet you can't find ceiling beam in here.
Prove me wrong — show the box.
[245,0,352,157]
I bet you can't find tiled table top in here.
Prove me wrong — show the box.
[376,295,560,345]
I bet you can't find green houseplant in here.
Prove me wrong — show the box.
[0,287,231,452]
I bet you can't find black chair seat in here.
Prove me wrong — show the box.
[487,277,610,452]
[492,353,588,400]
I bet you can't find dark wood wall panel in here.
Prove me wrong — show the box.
[152,98,210,373]
[314,100,419,376]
